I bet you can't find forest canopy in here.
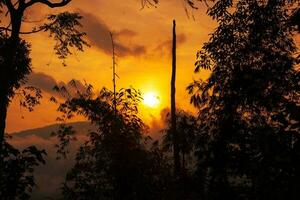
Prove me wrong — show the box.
[0,0,299,199]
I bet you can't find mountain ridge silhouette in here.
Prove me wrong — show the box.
[10,121,95,139]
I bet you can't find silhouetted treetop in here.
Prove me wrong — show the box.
[0,1,88,199]
[162,110,197,171]
[51,84,173,200]
[0,0,88,139]
[187,0,299,199]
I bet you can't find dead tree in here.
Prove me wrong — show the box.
[110,32,117,115]
[171,20,180,176]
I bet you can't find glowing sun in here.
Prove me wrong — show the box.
[143,92,160,108]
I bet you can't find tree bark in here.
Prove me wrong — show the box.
[171,20,180,176]
[0,8,23,145]
[0,95,8,146]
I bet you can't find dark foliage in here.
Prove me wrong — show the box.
[42,12,89,60]
[188,0,300,199]
[0,1,88,199]
[52,85,172,200]
[162,110,197,171]
[0,33,31,99]
[161,110,201,199]
[0,0,88,139]
[1,1,299,199]
[0,136,46,200]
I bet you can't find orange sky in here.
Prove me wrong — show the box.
[6,0,299,133]
[5,0,217,133]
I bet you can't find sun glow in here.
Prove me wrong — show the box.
[142,92,160,108]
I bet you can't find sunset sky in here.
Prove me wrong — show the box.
[2,1,299,199]
[3,0,216,133]
[6,0,298,133]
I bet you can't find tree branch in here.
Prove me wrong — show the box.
[18,0,26,10]
[3,0,15,12]
[0,25,47,35]
[25,0,72,9]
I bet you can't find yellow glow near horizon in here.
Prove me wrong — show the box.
[143,92,160,108]
[6,0,211,133]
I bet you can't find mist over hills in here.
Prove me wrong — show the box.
[8,121,95,200]
[7,120,163,199]
[10,121,95,139]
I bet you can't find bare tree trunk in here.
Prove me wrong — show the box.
[0,9,23,195]
[0,88,8,144]
[110,32,117,116]
[0,90,8,196]
[0,97,8,146]
[1,0,71,147]
[171,20,180,176]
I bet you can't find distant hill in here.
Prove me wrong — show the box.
[8,121,161,200]
[8,121,97,200]
[11,121,96,139]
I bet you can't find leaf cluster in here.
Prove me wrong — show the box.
[51,84,172,199]
[188,0,300,198]
[0,137,46,200]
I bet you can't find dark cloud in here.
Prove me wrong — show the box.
[27,72,57,95]
[115,29,137,38]
[79,10,146,57]
[26,72,87,98]
[153,33,187,56]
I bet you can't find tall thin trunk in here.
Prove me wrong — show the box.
[171,20,180,176]
[110,32,117,116]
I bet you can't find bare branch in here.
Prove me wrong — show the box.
[4,1,19,16]
[3,0,15,12]
[24,0,72,9]
[0,26,45,34]
[0,20,54,35]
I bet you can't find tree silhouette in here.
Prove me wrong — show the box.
[51,84,172,200]
[110,32,117,116]
[1,135,46,200]
[290,7,300,32]
[0,0,87,144]
[162,110,197,172]
[171,20,181,177]
[187,0,299,199]
[161,109,201,199]
[0,0,87,198]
